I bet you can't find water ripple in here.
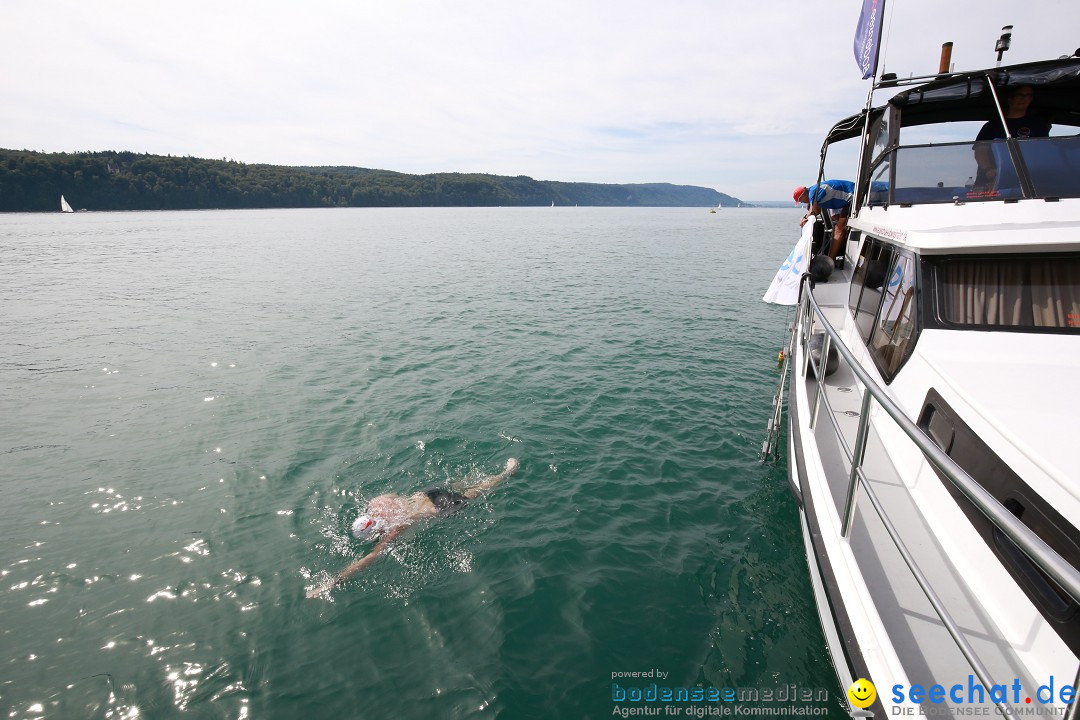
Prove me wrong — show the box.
[0,207,839,718]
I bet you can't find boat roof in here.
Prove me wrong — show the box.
[851,201,1080,253]
[824,57,1080,145]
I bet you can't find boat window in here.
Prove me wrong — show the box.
[869,113,890,165]
[849,238,921,380]
[899,121,985,147]
[870,252,918,378]
[823,137,862,183]
[867,136,1080,205]
[918,389,1080,652]
[1018,135,1080,198]
[933,255,1080,332]
[894,144,986,202]
[865,157,891,206]
[850,237,895,344]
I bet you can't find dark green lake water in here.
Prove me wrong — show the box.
[1,207,843,719]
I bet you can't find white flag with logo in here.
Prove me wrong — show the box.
[762,222,813,305]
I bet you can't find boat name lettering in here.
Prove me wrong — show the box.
[872,226,908,242]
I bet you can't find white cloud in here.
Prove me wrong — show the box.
[2,0,1077,199]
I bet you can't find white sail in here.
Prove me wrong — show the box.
[762,221,814,305]
[60,195,74,213]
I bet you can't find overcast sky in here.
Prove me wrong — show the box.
[3,1,1077,200]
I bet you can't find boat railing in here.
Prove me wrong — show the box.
[795,275,1080,704]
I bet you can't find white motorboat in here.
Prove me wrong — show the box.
[763,49,1080,718]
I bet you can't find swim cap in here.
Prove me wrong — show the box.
[351,514,384,540]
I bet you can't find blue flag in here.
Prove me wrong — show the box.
[853,0,885,80]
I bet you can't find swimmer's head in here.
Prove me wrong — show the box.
[354,493,412,539]
[351,513,384,540]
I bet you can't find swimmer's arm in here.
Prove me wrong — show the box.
[306,526,406,598]
[463,458,519,499]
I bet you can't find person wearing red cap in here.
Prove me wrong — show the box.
[794,180,855,263]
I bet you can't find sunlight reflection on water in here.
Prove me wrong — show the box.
[0,207,837,718]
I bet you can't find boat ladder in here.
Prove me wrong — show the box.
[760,319,794,462]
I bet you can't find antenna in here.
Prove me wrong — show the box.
[995,25,1013,66]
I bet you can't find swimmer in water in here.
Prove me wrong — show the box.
[306,458,519,597]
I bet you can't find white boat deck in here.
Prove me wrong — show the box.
[791,268,1076,713]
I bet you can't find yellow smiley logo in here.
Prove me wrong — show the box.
[847,678,877,709]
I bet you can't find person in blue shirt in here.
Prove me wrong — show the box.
[794,180,855,262]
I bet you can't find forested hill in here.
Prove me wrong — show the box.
[0,149,743,212]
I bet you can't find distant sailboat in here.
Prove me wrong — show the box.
[60,195,74,213]
[710,201,721,213]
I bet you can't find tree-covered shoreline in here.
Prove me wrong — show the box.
[0,149,743,212]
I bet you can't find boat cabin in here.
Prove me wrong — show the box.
[821,58,1080,384]
[833,58,1080,207]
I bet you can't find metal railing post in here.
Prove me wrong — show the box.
[808,332,833,430]
[1064,665,1080,720]
[800,291,813,380]
[841,390,874,537]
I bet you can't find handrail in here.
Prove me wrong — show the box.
[798,275,1080,606]
[857,463,1005,713]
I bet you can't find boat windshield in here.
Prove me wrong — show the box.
[930,254,1080,331]
[866,135,1080,205]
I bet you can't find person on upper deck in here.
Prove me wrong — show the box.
[973,85,1052,190]
[794,180,854,264]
